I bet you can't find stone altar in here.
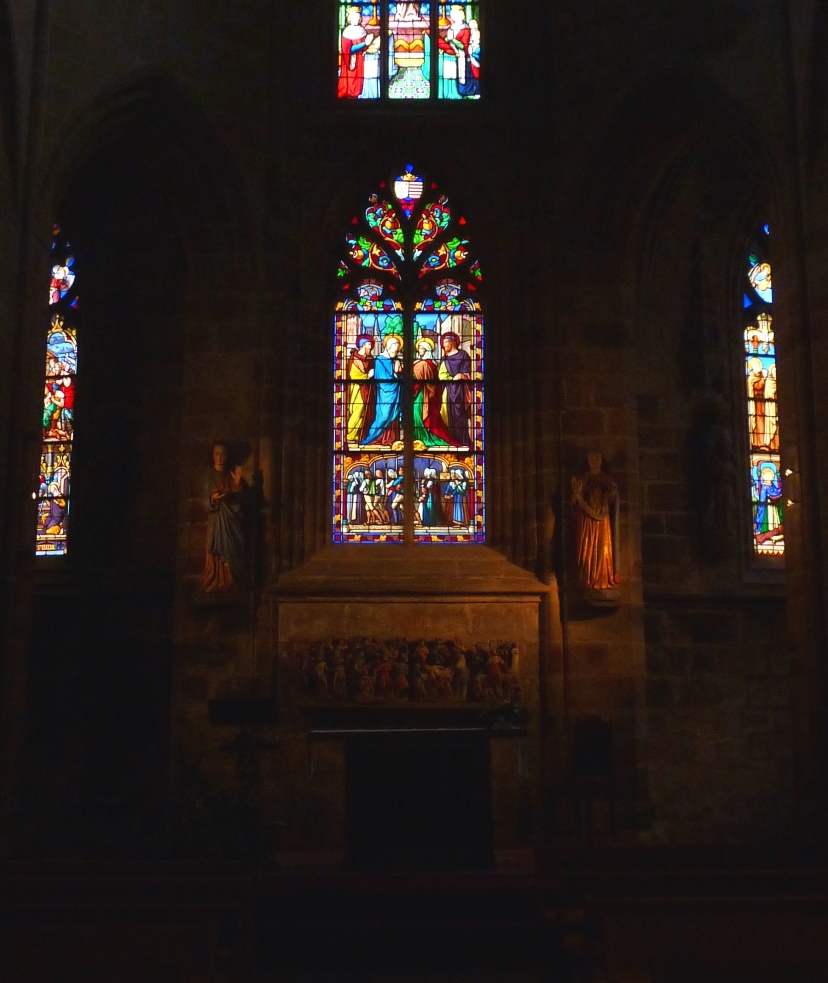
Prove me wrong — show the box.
[270,545,551,858]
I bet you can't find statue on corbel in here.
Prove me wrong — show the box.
[571,450,620,605]
[203,440,263,593]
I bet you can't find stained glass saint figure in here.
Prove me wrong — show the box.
[361,332,404,447]
[437,4,480,99]
[338,4,381,99]
[413,336,453,447]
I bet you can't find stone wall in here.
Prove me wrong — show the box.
[643,599,793,844]
[1,0,826,859]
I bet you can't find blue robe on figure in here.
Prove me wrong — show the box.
[419,473,444,527]
[362,351,401,445]
[447,476,471,527]
[754,474,782,536]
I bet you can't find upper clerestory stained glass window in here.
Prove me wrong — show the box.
[338,3,481,101]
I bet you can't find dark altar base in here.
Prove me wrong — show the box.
[270,544,548,863]
[343,727,494,870]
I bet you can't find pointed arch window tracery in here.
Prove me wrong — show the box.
[333,165,485,543]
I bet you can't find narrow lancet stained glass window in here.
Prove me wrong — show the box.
[337,3,480,101]
[36,225,78,555]
[743,225,783,556]
[334,165,485,543]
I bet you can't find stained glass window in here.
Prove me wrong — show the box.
[743,225,783,557]
[36,225,78,556]
[337,3,480,101]
[333,165,485,544]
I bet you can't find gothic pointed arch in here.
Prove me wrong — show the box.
[32,77,259,562]
[39,77,254,277]
[333,165,484,543]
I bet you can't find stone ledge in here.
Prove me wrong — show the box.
[272,545,551,598]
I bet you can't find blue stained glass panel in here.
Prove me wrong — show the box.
[744,227,782,557]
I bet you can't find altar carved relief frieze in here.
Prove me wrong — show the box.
[285,637,522,708]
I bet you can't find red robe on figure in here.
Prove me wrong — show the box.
[338,27,369,98]
[439,26,479,96]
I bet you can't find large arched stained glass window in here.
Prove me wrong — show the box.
[337,3,481,101]
[743,225,783,557]
[36,225,78,555]
[333,165,484,544]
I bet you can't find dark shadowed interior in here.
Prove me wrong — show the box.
[0,2,827,981]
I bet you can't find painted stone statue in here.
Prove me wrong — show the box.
[571,450,619,595]
[203,441,247,592]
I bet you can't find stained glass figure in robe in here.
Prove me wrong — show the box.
[338,3,381,99]
[37,226,79,556]
[49,255,75,304]
[334,311,405,453]
[742,226,783,556]
[334,167,485,543]
[413,454,482,541]
[412,306,483,452]
[43,316,77,442]
[361,332,404,446]
[413,336,454,448]
[37,443,71,550]
[336,455,406,542]
[345,334,375,444]
[437,4,480,99]
[751,456,783,554]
